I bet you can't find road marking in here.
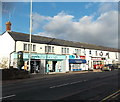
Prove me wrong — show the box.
[57,83,106,100]
[100,90,120,102]
[0,94,16,100]
[50,80,87,89]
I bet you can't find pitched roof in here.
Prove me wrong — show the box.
[8,31,119,52]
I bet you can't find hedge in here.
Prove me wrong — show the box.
[2,68,30,80]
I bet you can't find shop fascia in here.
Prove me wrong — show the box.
[69,55,86,64]
[11,52,66,60]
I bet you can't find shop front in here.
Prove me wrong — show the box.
[46,55,66,73]
[69,55,87,71]
[10,52,66,74]
[91,57,106,69]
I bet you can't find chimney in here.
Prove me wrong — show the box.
[6,21,12,32]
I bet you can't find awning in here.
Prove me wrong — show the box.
[69,59,86,64]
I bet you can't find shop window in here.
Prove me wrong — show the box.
[33,45,36,51]
[23,44,27,51]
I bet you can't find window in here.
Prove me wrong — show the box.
[45,46,54,53]
[89,50,91,54]
[116,52,118,59]
[23,44,27,51]
[64,48,66,53]
[45,46,48,53]
[28,44,32,51]
[48,46,51,53]
[33,45,36,51]
[107,53,109,58]
[52,47,54,53]
[84,48,86,55]
[67,48,69,54]
[62,48,64,53]
[96,51,97,56]
[75,49,78,53]
[62,48,69,54]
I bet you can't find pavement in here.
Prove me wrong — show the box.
[2,69,102,84]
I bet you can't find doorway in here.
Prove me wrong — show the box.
[53,61,57,72]
[30,60,40,73]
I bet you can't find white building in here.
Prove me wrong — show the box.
[0,21,119,73]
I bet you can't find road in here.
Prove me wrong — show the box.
[1,70,120,101]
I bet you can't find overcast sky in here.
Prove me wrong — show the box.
[1,1,119,48]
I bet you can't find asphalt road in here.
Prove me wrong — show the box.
[1,70,120,101]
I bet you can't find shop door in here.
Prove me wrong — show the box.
[30,60,40,73]
[53,61,57,72]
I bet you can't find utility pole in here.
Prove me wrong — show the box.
[28,0,32,72]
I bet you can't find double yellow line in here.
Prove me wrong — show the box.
[100,90,120,102]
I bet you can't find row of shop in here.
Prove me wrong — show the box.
[10,52,113,74]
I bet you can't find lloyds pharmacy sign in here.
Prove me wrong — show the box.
[12,53,66,60]
[31,54,66,59]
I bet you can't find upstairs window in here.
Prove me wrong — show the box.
[62,47,69,54]
[75,49,79,53]
[89,50,91,54]
[52,47,54,53]
[96,51,97,56]
[28,44,32,51]
[62,48,64,54]
[116,52,118,59]
[33,45,36,51]
[67,48,69,54]
[45,46,54,53]
[23,43,36,52]
[23,44,27,51]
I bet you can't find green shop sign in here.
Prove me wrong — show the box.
[11,52,66,60]
[31,54,66,59]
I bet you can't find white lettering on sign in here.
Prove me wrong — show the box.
[92,58,102,60]
[75,61,82,63]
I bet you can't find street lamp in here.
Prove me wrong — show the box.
[28,0,32,72]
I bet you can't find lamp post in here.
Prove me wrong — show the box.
[28,0,32,72]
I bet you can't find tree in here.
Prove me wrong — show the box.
[0,57,9,68]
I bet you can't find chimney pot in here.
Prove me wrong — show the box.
[6,21,12,31]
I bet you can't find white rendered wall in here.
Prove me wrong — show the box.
[0,32,15,67]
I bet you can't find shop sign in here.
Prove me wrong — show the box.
[99,52,103,56]
[32,55,46,59]
[69,59,86,64]
[11,52,66,60]
[80,56,86,59]
[92,57,102,60]
[69,55,81,59]
[31,54,66,59]
[69,55,76,59]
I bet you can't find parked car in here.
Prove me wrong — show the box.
[101,64,114,71]
[112,64,120,69]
